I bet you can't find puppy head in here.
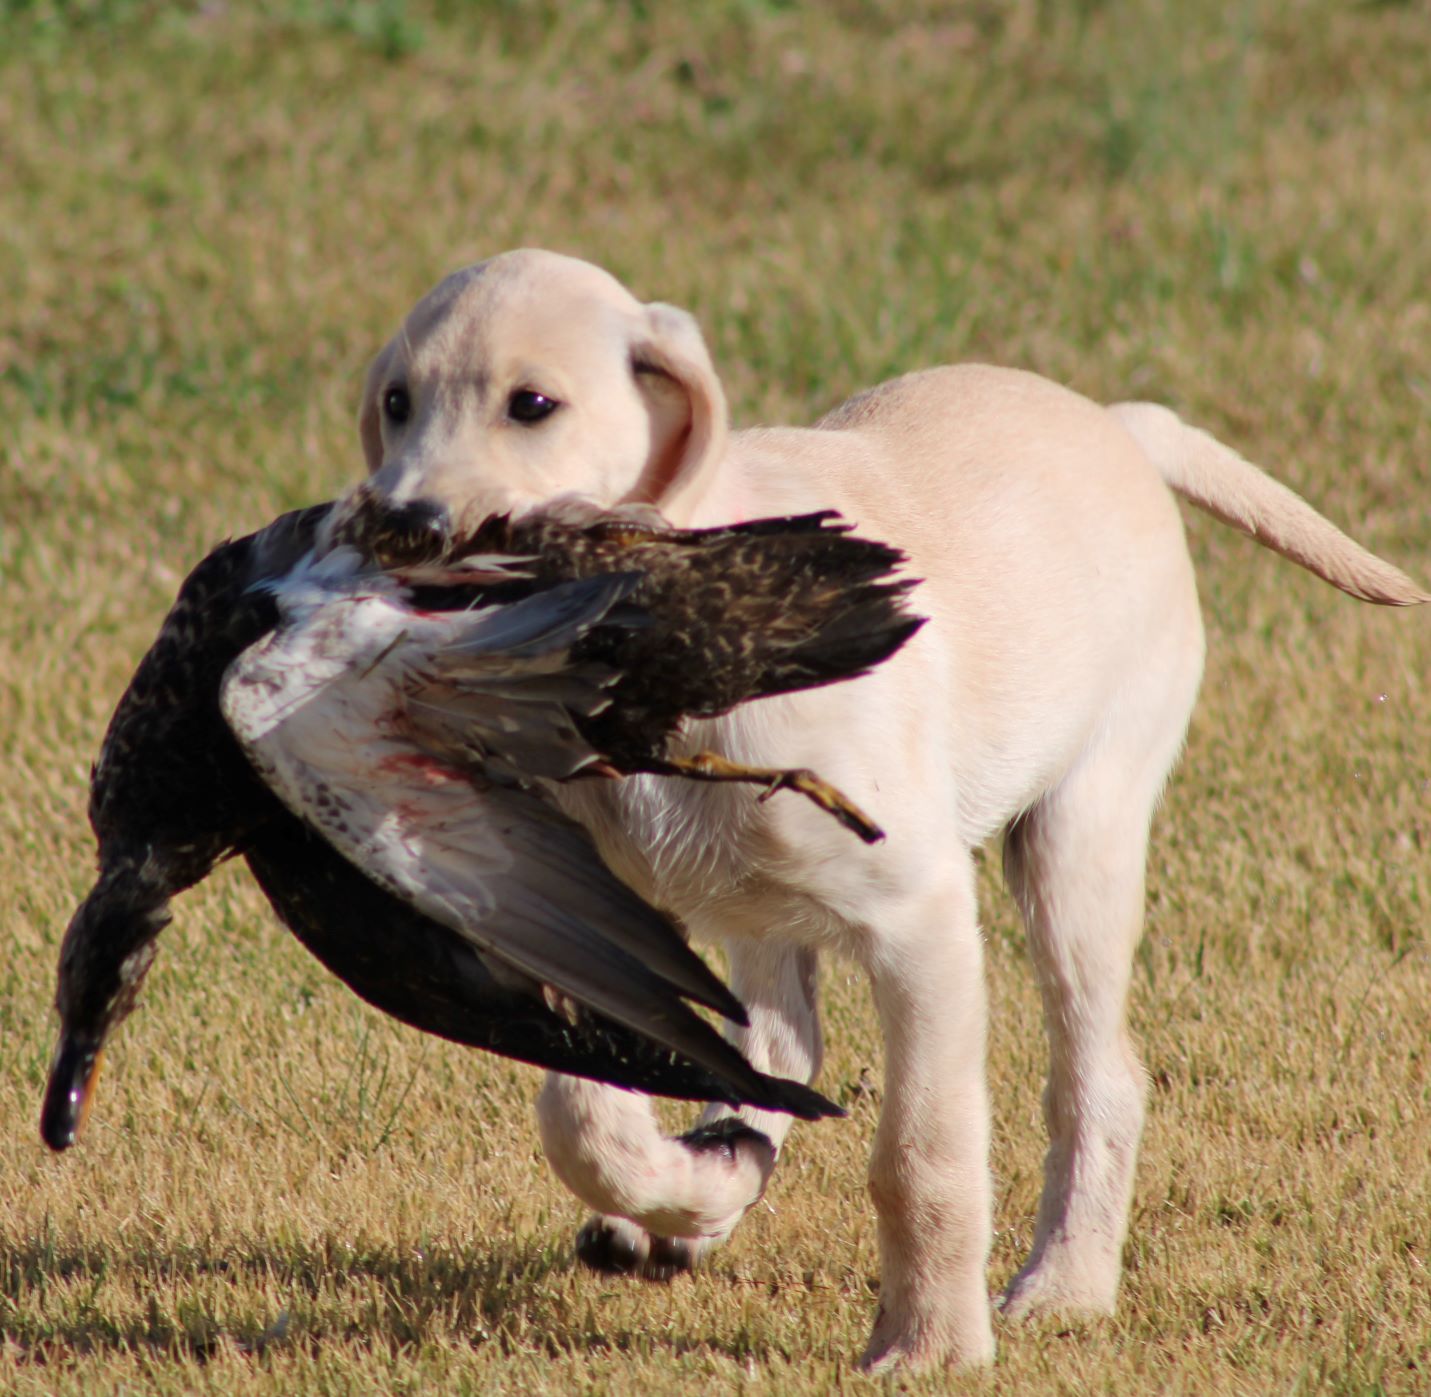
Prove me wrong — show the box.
[349,250,728,559]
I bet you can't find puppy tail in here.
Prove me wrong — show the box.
[1109,401,1429,607]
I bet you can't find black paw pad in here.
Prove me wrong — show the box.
[676,1118,774,1163]
[575,1218,642,1275]
[642,1234,697,1282]
[574,1220,697,1283]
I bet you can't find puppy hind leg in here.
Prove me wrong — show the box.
[997,742,1176,1321]
[551,939,824,1279]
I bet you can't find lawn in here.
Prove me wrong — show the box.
[1,1,1427,1391]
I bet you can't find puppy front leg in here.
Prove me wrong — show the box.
[543,939,823,1279]
[538,1073,777,1279]
[694,938,824,1147]
[860,858,996,1372]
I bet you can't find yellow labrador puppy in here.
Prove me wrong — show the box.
[334,249,1425,1372]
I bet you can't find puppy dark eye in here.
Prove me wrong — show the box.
[383,386,411,424]
[507,389,560,424]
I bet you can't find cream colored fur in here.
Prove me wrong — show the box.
[342,248,1427,1372]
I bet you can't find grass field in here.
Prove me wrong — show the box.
[1,1,1428,1391]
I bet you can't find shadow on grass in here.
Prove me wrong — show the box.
[0,1229,795,1366]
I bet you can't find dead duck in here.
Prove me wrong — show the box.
[43,504,921,1152]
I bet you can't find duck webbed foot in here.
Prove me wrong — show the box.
[642,750,885,844]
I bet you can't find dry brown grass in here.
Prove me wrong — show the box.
[1,2,1427,1391]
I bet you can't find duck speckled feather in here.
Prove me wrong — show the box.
[438,508,923,780]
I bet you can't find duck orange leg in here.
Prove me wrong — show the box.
[644,751,885,844]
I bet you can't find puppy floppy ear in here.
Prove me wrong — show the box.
[358,338,397,475]
[626,302,729,521]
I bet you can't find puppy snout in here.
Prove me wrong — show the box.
[331,492,454,566]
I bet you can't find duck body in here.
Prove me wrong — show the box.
[45,504,921,1151]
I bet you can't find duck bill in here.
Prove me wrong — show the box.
[40,1033,105,1152]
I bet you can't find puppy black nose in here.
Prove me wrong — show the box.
[362,498,453,566]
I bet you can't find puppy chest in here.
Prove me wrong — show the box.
[555,772,759,914]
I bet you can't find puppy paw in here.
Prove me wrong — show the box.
[858,1299,996,1373]
[997,1249,1119,1322]
[569,1125,773,1285]
[574,1216,701,1282]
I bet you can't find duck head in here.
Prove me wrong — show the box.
[42,857,173,1150]
[38,522,305,1154]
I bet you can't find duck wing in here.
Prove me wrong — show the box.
[220,572,782,1086]
[244,810,837,1117]
[446,511,925,769]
